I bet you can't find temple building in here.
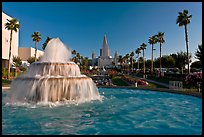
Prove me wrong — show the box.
[92,34,119,68]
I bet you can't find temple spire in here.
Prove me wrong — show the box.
[102,34,110,57]
[103,34,107,45]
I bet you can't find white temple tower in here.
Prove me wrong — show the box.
[102,34,110,58]
[97,34,114,68]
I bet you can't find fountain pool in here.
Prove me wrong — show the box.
[2,88,202,135]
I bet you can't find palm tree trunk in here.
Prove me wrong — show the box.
[7,30,13,79]
[151,44,154,74]
[35,42,37,62]
[184,25,190,74]
[143,51,145,75]
[137,54,140,70]
[131,58,133,72]
[159,43,162,77]
[15,67,18,77]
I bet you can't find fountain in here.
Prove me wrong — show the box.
[8,38,102,104]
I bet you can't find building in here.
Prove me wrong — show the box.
[18,47,44,68]
[18,47,44,61]
[95,34,119,68]
[2,12,19,68]
[2,12,44,69]
[98,34,114,68]
[91,50,98,67]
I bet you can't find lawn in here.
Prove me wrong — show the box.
[112,77,129,86]
[2,79,12,86]
[112,76,167,88]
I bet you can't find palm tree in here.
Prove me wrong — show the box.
[176,9,192,74]
[76,52,81,64]
[122,56,126,71]
[42,36,52,50]
[72,50,76,56]
[148,35,158,74]
[156,32,165,77]
[135,47,141,71]
[27,56,36,64]
[130,51,135,72]
[32,32,41,61]
[125,53,130,71]
[5,18,20,79]
[140,43,147,75]
[195,44,202,64]
[71,50,77,62]
[12,56,22,77]
[118,55,123,69]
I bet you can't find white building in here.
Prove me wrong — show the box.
[2,12,19,68]
[98,34,114,68]
[2,11,44,69]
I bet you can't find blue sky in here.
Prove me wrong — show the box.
[2,2,202,62]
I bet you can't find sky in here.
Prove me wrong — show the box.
[2,2,202,62]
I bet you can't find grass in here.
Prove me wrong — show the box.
[147,75,183,84]
[141,81,168,88]
[112,76,167,88]
[112,76,129,86]
[2,79,12,86]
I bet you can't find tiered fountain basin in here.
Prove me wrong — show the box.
[8,38,102,104]
[25,62,81,76]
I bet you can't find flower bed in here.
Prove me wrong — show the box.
[185,71,202,89]
[122,75,148,86]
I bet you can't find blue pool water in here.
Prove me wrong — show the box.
[2,88,202,135]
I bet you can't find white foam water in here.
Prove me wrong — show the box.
[40,38,72,63]
[8,38,103,105]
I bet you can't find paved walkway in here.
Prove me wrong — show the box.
[2,87,10,90]
[132,75,169,88]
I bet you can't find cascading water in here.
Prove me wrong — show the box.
[8,38,102,104]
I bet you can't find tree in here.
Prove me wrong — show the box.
[148,35,158,74]
[27,57,36,64]
[81,57,89,70]
[195,44,202,64]
[156,32,165,77]
[122,56,127,71]
[140,43,147,75]
[154,57,160,68]
[76,52,81,64]
[161,55,175,68]
[125,53,130,71]
[5,18,20,79]
[145,59,152,70]
[190,61,201,69]
[72,50,76,56]
[42,36,52,50]
[71,50,77,62]
[176,9,192,74]
[135,48,141,70]
[12,56,22,68]
[12,56,22,77]
[32,32,42,61]
[130,51,135,72]
[118,55,123,70]
[170,51,192,74]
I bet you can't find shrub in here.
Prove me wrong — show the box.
[185,71,202,88]
[137,79,149,85]
[108,70,118,78]
[2,67,8,78]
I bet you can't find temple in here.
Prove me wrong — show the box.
[92,34,118,68]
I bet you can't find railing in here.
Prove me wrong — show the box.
[169,81,183,89]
